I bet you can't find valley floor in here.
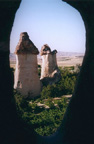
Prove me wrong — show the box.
[10,56,83,68]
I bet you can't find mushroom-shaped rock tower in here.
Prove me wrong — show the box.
[14,32,42,98]
[40,44,61,85]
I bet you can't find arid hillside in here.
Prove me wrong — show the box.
[10,52,84,68]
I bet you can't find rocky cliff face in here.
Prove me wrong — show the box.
[14,32,42,98]
[40,44,61,85]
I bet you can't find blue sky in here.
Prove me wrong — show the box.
[10,0,86,53]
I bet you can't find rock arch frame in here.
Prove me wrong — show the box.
[0,0,94,143]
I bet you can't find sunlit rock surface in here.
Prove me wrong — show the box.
[14,32,42,98]
[40,44,61,85]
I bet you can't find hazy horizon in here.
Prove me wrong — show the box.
[10,51,85,55]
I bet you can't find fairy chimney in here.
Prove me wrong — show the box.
[14,32,42,98]
[40,44,61,85]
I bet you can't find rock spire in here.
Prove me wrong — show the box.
[14,32,42,98]
[40,44,61,85]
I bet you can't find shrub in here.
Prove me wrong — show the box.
[40,67,78,98]
[14,90,68,136]
[45,98,55,109]
[38,64,41,77]
[13,66,80,136]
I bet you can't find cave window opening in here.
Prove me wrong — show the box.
[10,0,86,137]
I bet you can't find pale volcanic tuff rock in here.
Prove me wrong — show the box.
[14,32,42,98]
[40,44,61,85]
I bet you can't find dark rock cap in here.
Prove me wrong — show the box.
[40,44,57,56]
[40,44,51,56]
[15,32,39,55]
[51,50,57,54]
